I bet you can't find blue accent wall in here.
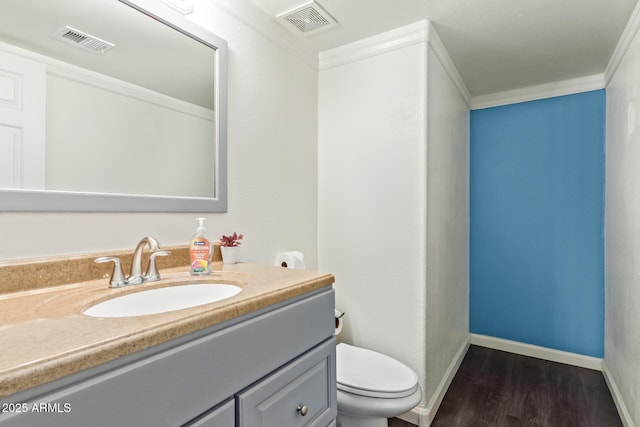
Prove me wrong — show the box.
[470,90,605,357]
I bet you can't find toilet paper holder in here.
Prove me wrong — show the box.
[335,310,345,329]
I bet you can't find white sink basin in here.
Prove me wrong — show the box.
[83,283,242,318]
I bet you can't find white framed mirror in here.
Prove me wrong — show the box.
[0,0,227,212]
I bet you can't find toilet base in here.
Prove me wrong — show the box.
[337,412,389,427]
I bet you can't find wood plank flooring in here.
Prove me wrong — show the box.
[388,345,622,427]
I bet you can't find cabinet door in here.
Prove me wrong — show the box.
[183,399,234,427]
[238,338,336,427]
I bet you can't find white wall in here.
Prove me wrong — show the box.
[425,45,470,408]
[318,33,428,397]
[318,21,470,423]
[0,0,320,268]
[605,10,640,425]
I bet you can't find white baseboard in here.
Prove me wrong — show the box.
[397,337,471,426]
[400,334,630,426]
[603,362,636,427]
[470,334,603,371]
[396,405,429,427]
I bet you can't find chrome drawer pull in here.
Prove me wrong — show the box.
[297,404,309,416]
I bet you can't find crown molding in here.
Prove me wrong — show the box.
[318,20,472,107]
[427,24,472,107]
[319,20,429,71]
[471,74,606,110]
[605,0,640,86]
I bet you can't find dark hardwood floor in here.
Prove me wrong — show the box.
[389,345,622,427]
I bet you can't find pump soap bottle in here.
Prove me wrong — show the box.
[190,217,211,275]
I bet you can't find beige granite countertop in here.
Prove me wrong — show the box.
[0,261,334,398]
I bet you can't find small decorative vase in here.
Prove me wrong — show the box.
[221,246,240,264]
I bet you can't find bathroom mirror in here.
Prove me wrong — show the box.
[0,0,227,212]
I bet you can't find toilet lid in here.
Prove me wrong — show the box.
[336,343,418,398]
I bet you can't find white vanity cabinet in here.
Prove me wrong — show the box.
[0,288,336,427]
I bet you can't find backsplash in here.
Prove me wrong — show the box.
[0,244,222,294]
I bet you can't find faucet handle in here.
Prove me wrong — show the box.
[145,250,171,282]
[95,257,127,288]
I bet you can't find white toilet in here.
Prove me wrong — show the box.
[335,342,422,427]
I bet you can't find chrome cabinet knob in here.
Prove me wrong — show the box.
[297,404,308,416]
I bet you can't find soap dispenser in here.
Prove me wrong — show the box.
[190,217,211,275]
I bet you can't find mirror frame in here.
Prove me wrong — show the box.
[0,0,228,212]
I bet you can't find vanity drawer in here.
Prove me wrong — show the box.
[183,399,234,427]
[237,338,336,427]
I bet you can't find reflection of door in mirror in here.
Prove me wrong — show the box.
[0,50,45,189]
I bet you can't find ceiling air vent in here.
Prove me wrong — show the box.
[51,26,115,54]
[277,1,337,35]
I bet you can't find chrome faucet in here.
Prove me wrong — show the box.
[127,236,160,285]
[95,236,171,288]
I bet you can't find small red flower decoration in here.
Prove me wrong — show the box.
[220,232,244,247]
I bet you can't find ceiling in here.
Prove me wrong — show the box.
[248,0,638,97]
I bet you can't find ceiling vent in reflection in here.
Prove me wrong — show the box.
[51,26,115,54]
[277,1,337,35]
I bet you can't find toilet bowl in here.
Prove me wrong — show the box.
[336,343,422,427]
